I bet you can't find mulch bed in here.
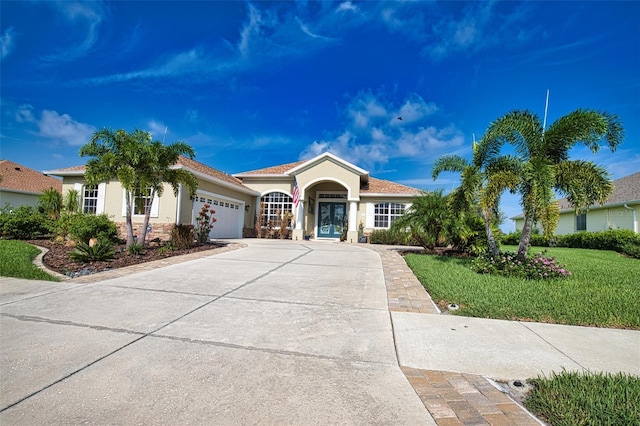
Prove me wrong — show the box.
[29,239,224,278]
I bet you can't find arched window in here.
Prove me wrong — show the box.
[260,192,293,228]
[374,202,406,228]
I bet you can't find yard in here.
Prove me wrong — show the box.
[404,246,640,330]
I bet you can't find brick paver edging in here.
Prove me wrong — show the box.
[365,245,440,314]
[367,245,543,426]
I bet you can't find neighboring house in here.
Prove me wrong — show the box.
[512,171,640,235]
[0,160,62,208]
[47,152,420,241]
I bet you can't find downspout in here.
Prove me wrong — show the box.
[623,204,638,233]
[175,184,183,225]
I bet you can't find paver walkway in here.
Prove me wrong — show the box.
[368,245,542,426]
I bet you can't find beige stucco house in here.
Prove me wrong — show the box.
[512,171,640,235]
[0,160,63,208]
[47,152,420,242]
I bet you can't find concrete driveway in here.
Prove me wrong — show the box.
[1,240,436,425]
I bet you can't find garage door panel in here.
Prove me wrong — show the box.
[192,195,242,239]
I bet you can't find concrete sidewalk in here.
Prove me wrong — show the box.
[1,240,436,425]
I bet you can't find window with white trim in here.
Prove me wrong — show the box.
[133,188,153,215]
[83,185,98,214]
[374,202,406,228]
[260,192,293,228]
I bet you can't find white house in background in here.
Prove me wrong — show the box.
[47,152,421,241]
[511,171,640,235]
[0,160,62,208]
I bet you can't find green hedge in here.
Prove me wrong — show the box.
[368,229,420,246]
[57,213,120,245]
[501,230,640,258]
[0,205,54,239]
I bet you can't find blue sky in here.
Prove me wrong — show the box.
[1,1,639,231]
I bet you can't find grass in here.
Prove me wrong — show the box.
[524,370,640,425]
[0,240,59,282]
[404,246,640,329]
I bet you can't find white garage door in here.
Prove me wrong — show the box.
[192,194,243,239]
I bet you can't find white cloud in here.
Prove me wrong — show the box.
[147,120,167,140]
[38,110,96,146]
[42,1,105,62]
[299,90,464,169]
[337,2,358,13]
[1,27,16,60]
[15,104,35,123]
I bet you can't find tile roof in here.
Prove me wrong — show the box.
[176,156,247,189]
[361,177,421,195]
[236,160,306,176]
[0,160,62,194]
[46,157,252,191]
[557,170,640,210]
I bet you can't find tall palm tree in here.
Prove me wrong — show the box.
[432,139,520,257]
[484,109,623,257]
[80,129,198,247]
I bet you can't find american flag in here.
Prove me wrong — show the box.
[292,176,300,208]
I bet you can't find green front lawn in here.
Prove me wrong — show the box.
[404,246,639,329]
[525,370,640,426]
[0,240,59,282]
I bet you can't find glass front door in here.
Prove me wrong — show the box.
[317,202,346,238]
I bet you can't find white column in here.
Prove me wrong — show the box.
[296,200,304,229]
[349,201,357,232]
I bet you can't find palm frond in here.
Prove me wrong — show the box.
[431,155,470,179]
[554,160,613,212]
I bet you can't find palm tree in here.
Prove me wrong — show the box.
[80,128,198,247]
[432,138,520,257]
[484,109,623,257]
[63,189,81,213]
[391,189,471,252]
[38,187,63,219]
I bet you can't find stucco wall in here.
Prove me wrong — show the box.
[516,203,640,235]
[296,160,361,200]
[0,191,40,208]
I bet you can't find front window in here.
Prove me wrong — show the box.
[260,192,293,228]
[576,213,587,231]
[133,189,153,215]
[374,202,406,228]
[83,185,98,214]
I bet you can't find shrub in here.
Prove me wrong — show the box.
[171,224,194,249]
[157,242,177,254]
[620,242,640,259]
[0,205,54,239]
[60,213,120,245]
[194,203,217,243]
[369,229,420,246]
[471,250,571,280]
[557,229,640,252]
[69,240,115,262]
[127,242,144,255]
[500,231,550,247]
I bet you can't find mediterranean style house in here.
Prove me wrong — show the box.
[0,160,62,208]
[46,152,420,242]
[512,171,640,235]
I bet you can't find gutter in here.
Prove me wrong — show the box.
[623,203,638,233]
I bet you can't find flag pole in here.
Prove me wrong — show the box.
[543,89,550,131]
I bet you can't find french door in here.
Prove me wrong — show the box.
[317,202,346,238]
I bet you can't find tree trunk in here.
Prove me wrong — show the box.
[139,189,155,246]
[518,213,535,258]
[482,208,499,257]
[125,191,134,247]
